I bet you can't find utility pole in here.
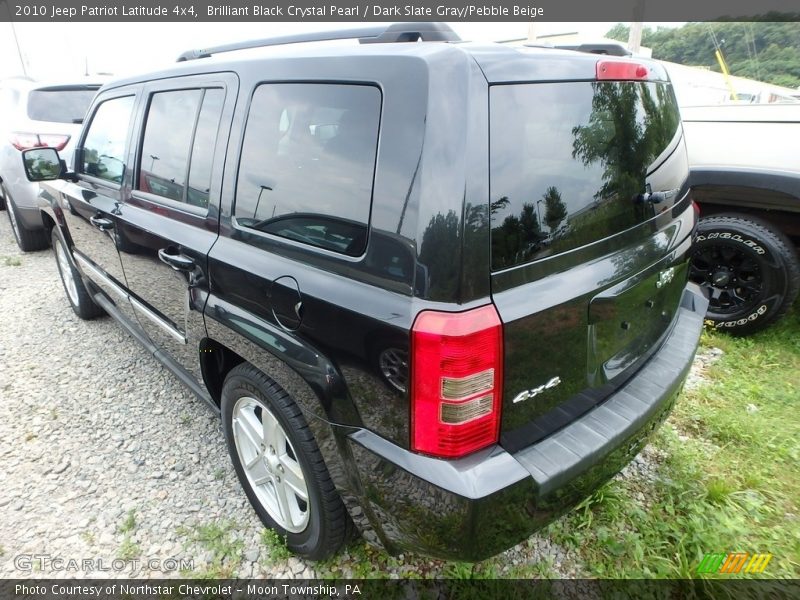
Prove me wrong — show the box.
[527,23,537,44]
[8,19,28,76]
[627,0,645,54]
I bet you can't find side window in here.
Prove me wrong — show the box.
[138,88,224,208]
[81,96,135,184]
[234,83,381,256]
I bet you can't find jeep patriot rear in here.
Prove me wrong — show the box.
[24,24,706,560]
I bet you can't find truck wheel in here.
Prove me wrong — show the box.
[689,214,800,335]
[221,363,351,560]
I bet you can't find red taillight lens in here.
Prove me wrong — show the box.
[10,132,70,152]
[692,200,701,218]
[411,304,503,458]
[596,60,650,81]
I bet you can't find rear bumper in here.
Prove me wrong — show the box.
[341,284,708,560]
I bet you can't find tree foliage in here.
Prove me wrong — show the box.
[606,20,800,89]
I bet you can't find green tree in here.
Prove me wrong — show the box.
[543,187,567,231]
[605,21,800,88]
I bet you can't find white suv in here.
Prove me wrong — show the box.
[0,78,101,250]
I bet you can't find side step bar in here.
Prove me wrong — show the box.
[91,292,219,416]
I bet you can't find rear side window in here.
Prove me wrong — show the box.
[234,83,381,256]
[27,88,97,123]
[81,96,135,185]
[138,88,224,209]
[490,81,681,271]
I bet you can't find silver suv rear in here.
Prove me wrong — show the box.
[0,79,100,251]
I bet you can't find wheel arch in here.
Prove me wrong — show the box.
[690,168,800,240]
[200,300,363,429]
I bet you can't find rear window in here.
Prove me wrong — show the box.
[27,88,98,124]
[490,81,681,271]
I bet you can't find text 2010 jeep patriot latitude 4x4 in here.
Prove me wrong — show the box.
[23,23,706,561]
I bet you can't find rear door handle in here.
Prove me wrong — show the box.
[89,215,113,230]
[158,248,194,271]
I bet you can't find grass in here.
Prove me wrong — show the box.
[1,255,21,267]
[177,521,243,578]
[260,528,291,563]
[118,509,136,534]
[116,509,140,561]
[117,537,140,561]
[80,530,95,545]
[545,304,800,578]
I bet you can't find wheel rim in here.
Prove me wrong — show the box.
[232,397,309,533]
[6,197,21,240]
[378,348,408,392]
[54,238,80,306]
[689,244,764,315]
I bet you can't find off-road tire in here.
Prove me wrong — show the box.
[690,213,800,335]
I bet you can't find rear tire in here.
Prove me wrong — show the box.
[51,228,104,320]
[689,214,800,335]
[221,363,351,560]
[5,189,48,252]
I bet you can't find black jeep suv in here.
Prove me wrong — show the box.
[23,23,706,561]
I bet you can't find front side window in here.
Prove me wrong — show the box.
[234,83,381,256]
[81,96,135,184]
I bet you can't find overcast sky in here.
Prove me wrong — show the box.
[0,21,680,81]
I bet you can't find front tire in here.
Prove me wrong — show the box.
[221,363,351,560]
[51,228,104,320]
[689,214,800,335]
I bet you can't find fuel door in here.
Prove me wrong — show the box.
[270,275,303,331]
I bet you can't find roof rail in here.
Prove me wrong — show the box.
[176,22,460,62]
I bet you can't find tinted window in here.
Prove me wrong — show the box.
[490,81,681,271]
[81,96,135,184]
[138,90,202,203]
[187,89,224,208]
[27,88,97,123]
[235,83,381,256]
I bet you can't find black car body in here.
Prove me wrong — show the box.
[25,24,706,561]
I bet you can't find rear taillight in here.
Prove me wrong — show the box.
[596,60,650,81]
[10,132,70,152]
[411,304,503,459]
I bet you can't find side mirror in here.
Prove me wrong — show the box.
[22,148,64,182]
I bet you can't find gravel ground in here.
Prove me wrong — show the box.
[0,214,712,580]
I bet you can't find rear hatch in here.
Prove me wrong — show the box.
[488,67,692,451]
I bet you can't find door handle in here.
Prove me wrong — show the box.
[89,215,113,230]
[158,248,194,271]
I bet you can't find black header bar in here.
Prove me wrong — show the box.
[1,0,799,22]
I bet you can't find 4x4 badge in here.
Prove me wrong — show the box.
[512,376,562,404]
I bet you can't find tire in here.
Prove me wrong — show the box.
[689,213,800,335]
[51,228,104,320]
[5,189,49,252]
[221,363,351,560]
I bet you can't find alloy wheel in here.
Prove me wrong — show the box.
[231,396,309,533]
